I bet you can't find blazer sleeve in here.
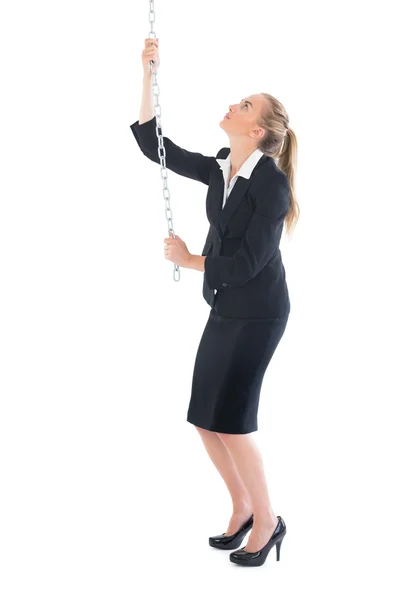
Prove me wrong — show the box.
[204,172,290,289]
[130,116,216,185]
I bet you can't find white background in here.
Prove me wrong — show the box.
[1,0,399,597]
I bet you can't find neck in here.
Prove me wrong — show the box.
[228,137,258,174]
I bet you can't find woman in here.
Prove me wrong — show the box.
[130,38,299,567]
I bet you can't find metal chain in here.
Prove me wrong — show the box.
[148,0,180,282]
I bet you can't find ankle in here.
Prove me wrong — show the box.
[253,510,278,526]
[232,501,253,515]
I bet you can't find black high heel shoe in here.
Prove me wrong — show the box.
[229,515,286,566]
[209,514,254,550]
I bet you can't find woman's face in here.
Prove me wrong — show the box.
[220,94,267,140]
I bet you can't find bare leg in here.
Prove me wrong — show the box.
[217,432,279,552]
[194,426,253,535]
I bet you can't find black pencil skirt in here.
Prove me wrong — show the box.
[186,307,289,434]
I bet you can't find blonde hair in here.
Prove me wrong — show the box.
[257,93,300,236]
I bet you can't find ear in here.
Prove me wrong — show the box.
[253,127,265,140]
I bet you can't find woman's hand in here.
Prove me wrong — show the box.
[142,37,160,73]
[164,232,192,268]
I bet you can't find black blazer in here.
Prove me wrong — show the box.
[130,116,290,318]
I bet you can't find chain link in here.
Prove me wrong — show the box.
[148,0,180,282]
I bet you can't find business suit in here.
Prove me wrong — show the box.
[130,116,290,433]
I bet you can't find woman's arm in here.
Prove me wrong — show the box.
[139,38,158,124]
[139,70,155,125]
[130,116,216,185]
[186,255,206,271]
[131,72,216,185]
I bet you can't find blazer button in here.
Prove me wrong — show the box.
[222,282,227,287]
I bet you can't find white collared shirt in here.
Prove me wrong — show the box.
[216,147,264,209]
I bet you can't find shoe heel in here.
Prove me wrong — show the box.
[276,538,283,561]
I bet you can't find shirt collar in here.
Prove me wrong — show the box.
[216,147,264,180]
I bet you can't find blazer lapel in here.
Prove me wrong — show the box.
[213,153,270,237]
[218,176,251,237]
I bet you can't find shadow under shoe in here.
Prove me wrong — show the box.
[229,515,286,567]
[209,514,254,550]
